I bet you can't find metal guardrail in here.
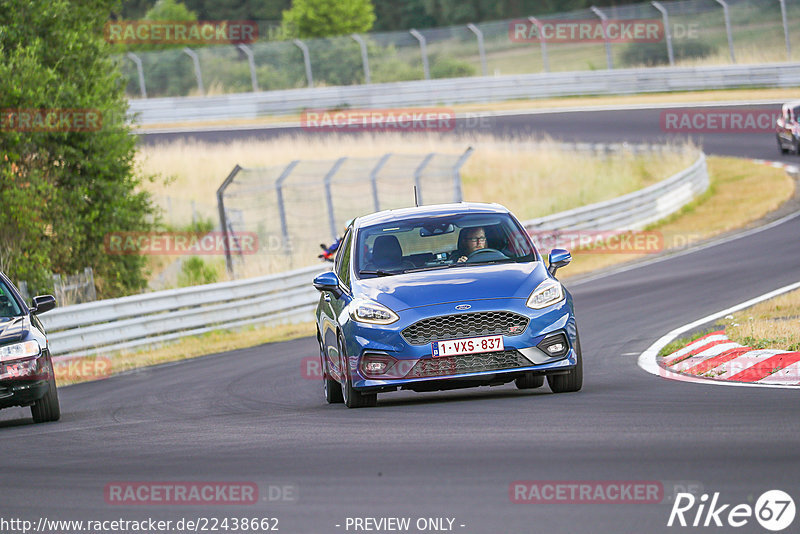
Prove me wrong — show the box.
[128,63,800,125]
[42,146,707,360]
[524,148,708,232]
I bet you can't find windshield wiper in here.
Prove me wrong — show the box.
[359,269,402,277]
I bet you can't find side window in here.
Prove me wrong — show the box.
[335,229,353,289]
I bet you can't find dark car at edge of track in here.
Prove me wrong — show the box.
[313,202,582,408]
[776,100,800,155]
[0,271,60,423]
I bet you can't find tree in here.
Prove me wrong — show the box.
[281,0,375,39]
[0,0,155,297]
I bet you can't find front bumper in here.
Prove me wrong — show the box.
[341,296,578,391]
[0,355,51,408]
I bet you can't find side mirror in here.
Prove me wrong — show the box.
[548,249,572,276]
[313,271,342,298]
[31,295,56,315]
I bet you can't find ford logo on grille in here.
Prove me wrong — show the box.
[455,304,471,310]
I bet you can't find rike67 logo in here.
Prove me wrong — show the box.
[668,490,795,531]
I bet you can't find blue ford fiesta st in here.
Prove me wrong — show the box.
[313,202,582,408]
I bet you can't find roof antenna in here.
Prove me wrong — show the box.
[413,186,419,207]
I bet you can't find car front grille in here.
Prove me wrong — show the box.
[405,350,529,379]
[401,311,529,345]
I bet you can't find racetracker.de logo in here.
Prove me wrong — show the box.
[105,482,258,505]
[1,109,102,132]
[529,230,665,254]
[104,20,258,45]
[661,108,781,133]
[509,19,664,43]
[104,232,258,256]
[301,109,457,132]
[510,481,663,503]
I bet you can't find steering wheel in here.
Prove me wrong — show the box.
[466,248,506,263]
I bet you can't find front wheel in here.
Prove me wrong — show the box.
[31,354,61,423]
[515,373,544,389]
[339,338,377,408]
[548,333,583,393]
[320,335,342,404]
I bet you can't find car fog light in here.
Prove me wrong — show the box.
[360,354,397,377]
[537,333,569,358]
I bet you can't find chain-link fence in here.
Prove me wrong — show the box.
[118,0,798,99]
[17,267,97,307]
[217,150,473,279]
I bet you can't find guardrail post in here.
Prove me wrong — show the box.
[351,34,371,84]
[528,17,550,73]
[714,0,736,63]
[217,164,242,277]
[409,29,430,80]
[293,39,314,87]
[651,2,674,66]
[126,52,147,98]
[237,44,259,92]
[451,147,473,202]
[413,153,435,205]
[590,6,614,70]
[182,47,204,95]
[275,160,300,255]
[466,23,488,77]
[323,158,347,243]
[778,0,791,60]
[369,153,392,211]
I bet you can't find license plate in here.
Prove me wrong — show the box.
[432,335,504,357]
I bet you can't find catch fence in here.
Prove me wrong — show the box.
[217,149,473,279]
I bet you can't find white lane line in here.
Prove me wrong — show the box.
[637,280,800,389]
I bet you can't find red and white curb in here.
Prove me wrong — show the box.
[750,159,799,175]
[638,280,800,389]
[660,331,800,386]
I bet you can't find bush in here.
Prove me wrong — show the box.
[430,55,476,79]
[621,40,715,67]
[178,257,218,287]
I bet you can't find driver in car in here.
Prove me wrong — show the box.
[456,226,487,263]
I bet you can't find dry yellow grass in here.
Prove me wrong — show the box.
[56,321,316,386]
[720,289,800,352]
[560,157,794,278]
[138,134,696,229]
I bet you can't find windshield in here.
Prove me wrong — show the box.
[0,279,23,318]
[356,212,536,278]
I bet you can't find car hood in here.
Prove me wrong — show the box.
[0,317,27,345]
[353,261,550,311]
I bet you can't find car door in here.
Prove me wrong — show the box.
[321,229,353,378]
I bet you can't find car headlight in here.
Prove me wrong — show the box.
[349,299,399,325]
[526,280,564,309]
[0,340,41,362]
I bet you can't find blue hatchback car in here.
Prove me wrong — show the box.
[313,202,582,408]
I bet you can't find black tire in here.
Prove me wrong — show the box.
[778,137,789,154]
[515,373,544,389]
[320,335,343,404]
[31,354,60,423]
[339,338,377,408]
[794,137,800,156]
[548,333,583,394]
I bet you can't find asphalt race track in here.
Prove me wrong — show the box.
[1,104,799,533]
